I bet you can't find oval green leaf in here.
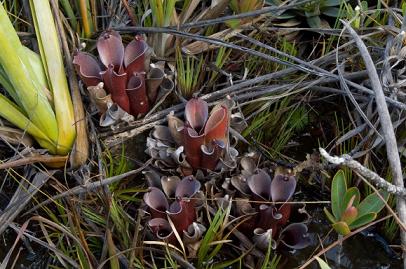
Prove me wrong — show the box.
[322,7,341,17]
[349,212,377,230]
[342,187,360,212]
[306,16,321,28]
[357,190,389,217]
[324,207,337,223]
[331,170,347,220]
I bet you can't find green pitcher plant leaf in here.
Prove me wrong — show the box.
[0,1,76,156]
[29,0,76,155]
[0,2,59,152]
[22,46,50,98]
[0,94,56,152]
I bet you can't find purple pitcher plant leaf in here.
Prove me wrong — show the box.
[97,30,124,70]
[240,156,257,176]
[146,67,164,103]
[74,30,169,119]
[126,73,149,115]
[235,199,256,217]
[144,176,201,238]
[183,222,206,244]
[73,52,102,87]
[148,218,176,243]
[157,77,174,100]
[175,176,201,198]
[200,140,225,171]
[230,175,251,196]
[193,191,205,209]
[86,82,109,114]
[183,127,204,169]
[161,176,180,198]
[257,204,280,235]
[105,29,122,40]
[99,103,126,127]
[279,223,310,250]
[248,169,272,201]
[100,65,130,113]
[146,97,235,173]
[185,98,208,133]
[152,126,174,145]
[124,35,148,76]
[219,147,239,171]
[144,187,169,219]
[271,174,297,203]
[143,170,162,189]
[234,199,257,232]
[276,203,292,227]
[167,113,184,146]
[170,146,187,166]
[204,105,228,145]
[170,176,201,233]
[253,228,276,250]
[168,199,196,233]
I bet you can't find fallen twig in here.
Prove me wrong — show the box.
[0,155,67,170]
[319,148,406,199]
[176,0,313,30]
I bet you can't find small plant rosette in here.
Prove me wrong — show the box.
[324,170,389,236]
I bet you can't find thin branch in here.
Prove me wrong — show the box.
[175,0,313,30]
[0,155,67,170]
[319,148,406,198]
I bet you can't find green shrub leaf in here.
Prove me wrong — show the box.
[322,7,341,17]
[349,212,377,230]
[357,190,389,217]
[306,16,321,28]
[342,187,360,212]
[324,207,337,223]
[331,170,347,220]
